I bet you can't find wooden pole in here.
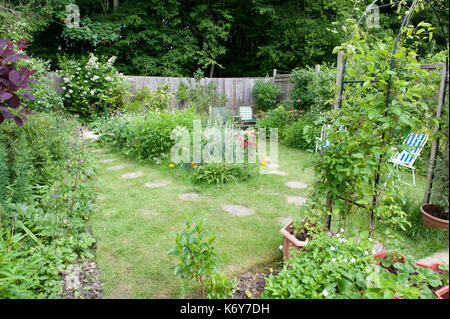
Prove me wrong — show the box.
[272,69,277,84]
[423,62,448,204]
[333,51,345,114]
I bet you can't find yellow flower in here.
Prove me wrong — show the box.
[182,146,187,150]
[191,161,194,165]
[245,290,253,298]
[169,164,174,168]
[270,267,273,273]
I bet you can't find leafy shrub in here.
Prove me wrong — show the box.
[261,233,374,299]
[256,106,299,140]
[58,53,129,121]
[0,113,97,298]
[18,57,64,113]
[188,81,228,114]
[289,65,335,111]
[95,108,201,161]
[124,84,173,113]
[252,79,282,111]
[283,109,331,150]
[0,38,38,126]
[192,163,255,185]
[169,215,236,299]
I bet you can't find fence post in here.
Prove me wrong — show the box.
[333,51,345,114]
[272,69,277,84]
[315,64,321,76]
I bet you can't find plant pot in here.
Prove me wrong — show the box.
[416,261,449,299]
[374,250,449,299]
[420,204,449,230]
[279,222,308,261]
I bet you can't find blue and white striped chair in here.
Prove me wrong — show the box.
[389,133,429,186]
[238,106,256,127]
[315,124,345,152]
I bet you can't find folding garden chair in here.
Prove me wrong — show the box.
[238,106,256,127]
[388,132,429,186]
[315,124,345,152]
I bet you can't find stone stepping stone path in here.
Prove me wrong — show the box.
[285,180,307,189]
[286,196,307,206]
[95,154,109,158]
[99,158,117,163]
[145,179,171,188]
[277,216,292,226]
[90,149,104,153]
[107,164,128,171]
[266,170,287,176]
[221,205,254,216]
[179,192,200,200]
[417,248,449,265]
[121,171,144,179]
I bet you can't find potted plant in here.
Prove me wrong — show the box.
[421,152,449,230]
[373,250,449,299]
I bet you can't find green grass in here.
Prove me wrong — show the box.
[89,143,448,298]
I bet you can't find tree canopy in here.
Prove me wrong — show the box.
[1,0,448,77]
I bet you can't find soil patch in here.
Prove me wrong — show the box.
[61,261,104,299]
[232,270,279,299]
[424,205,449,220]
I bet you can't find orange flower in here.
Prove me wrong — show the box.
[193,165,198,169]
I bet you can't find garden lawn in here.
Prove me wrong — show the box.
[89,143,445,298]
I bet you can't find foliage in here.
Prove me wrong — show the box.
[289,65,335,111]
[18,56,64,113]
[93,108,201,162]
[430,153,449,214]
[168,215,235,298]
[192,163,255,185]
[0,113,97,298]
[256,106,300,140]
[261,233,374,299]
[124,84,173,113]
[0,38,37,126]
[186,80,228,115]
[57,53,129,121]
[303,3,441,238]
[364,252,446,299]
[252,79,282,111]
[283,109,331,150]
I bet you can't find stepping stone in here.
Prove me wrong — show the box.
[221,205,254,216]
[179,192,200,200]
[121,171,143,179]
[285,181,308,189]
[286,196,307,206]
[95,154,109,158]
[266,170,287,176]
[277,216,292,226]
[90,149,104,153]
[99,158,116,163]
[417,248,449,265]
[145,179,171,188]
[107,164,128,171]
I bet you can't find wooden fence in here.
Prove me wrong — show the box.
[124,76,273,111]
[48,70,303,111]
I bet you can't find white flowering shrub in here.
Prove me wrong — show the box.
[57,53,129,121]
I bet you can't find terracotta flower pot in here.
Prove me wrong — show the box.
[420,204,449,230]
[279,222,308,261]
